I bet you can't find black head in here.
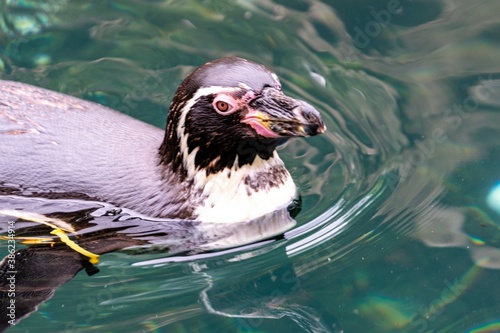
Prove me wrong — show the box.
[159,57,325,178]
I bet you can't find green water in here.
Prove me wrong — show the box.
[1,0,500,332]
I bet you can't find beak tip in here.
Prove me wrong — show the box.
[306,122,326,136]
[297,103,325,136]
[305,114,326,136]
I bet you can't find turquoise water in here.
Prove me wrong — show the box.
[1,0,500,332]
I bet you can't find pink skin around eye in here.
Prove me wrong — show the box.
[213,91,257,115]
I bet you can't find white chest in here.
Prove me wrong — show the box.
[191,153,297,223]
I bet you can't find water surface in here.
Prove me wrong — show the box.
[1,1,499,332]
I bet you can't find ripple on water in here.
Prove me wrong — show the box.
[1,0,500,332]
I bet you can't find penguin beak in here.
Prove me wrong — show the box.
[241,87,326,138]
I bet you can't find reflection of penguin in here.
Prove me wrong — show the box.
[0,195,298,330]
[1,226,342,332]
[191,245,342,333]
[0,57,324,223]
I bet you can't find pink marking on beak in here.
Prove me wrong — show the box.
[241,110,280,138]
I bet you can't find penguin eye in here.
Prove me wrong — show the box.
[216,101,229,112]
[213,95,236,115]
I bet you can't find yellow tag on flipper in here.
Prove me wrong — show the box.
[50,228,100,264]
[1,209,99,264]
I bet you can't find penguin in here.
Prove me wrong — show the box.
[0,57,325,223]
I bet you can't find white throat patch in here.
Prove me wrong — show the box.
[192,151,297,223]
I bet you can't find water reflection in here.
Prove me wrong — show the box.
[0,195,342,332]
[0,0,499,332]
